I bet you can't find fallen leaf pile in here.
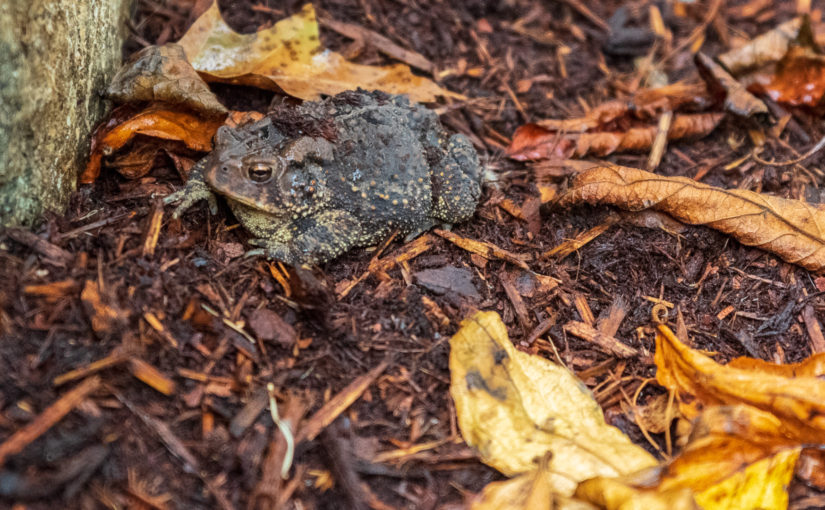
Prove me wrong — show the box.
[83,1,458,183]
[450,311,825,509]
[82,44,230,183]
[507,16,825,163]
[558,164,825,272]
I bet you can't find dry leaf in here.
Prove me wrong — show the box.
[574,475,699,510]
[471,461,599,510]
[559,164,825,272]
[718,17,810,75]
[82,105,226,183]
[178,2,458,102]
[654,323,825,442]
[714,17,825,107]
[107,43,227,116]
[449,311,657,496]
[647,324,814,509]
[747,45,825,107]
[507,114,723,161]
[655,406,801,509]
[506,82,720,161]
[694,52,768,116]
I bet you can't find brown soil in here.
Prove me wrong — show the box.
[2,0,825,509]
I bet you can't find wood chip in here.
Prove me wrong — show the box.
[318,13,435,73]
[142,199,164,257]
[434,229,530,270]
[500,271,532,328]
[543,220,615,259]
[802,305,825,354]
[0,376,100,466]
[248,308,297,347]
[297,359,388,444]
[5,228,73,267]
[563,321,639,358]
[23,279,80,300]
[128,357,176,395]
[596,296,627,338]
[573,293,595,326]
[53,350,129,386]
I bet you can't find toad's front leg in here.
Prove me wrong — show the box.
[246,210,364,265]
[163,158,219,218]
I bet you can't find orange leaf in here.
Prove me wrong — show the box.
[654,323,825,442]
[748,46,825,106]
[559,164,825,271]
[507,113,722,161]
[81,105,225,183]
[714,17,825,107]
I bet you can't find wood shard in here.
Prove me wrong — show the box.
[297,359,388,444]
[128,357,176,395]
[543,220,615,259]
[563,321,639,358]
[0,376,101,466]
[434,229,530,270]
[142,199,164,257]
[802,305,825,354]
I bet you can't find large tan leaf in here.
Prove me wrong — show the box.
[449,311,657,496]
[471,464,599,510]
[574,475,698,510]
[177,2,457,102]
[559,164,825,272]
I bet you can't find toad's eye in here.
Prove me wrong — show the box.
[247,163,274,183]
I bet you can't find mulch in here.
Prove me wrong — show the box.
[2,0,825,508]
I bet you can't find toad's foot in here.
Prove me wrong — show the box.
[245,211,363,265]
[163,159,219,218]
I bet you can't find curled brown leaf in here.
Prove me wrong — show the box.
[559,165,825,271]
[507,113,723,161]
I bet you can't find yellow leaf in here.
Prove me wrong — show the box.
[449,311,657,495]
[178,2,458,102]
[472,466,599,510]
[575,475,698,510]
[693,447,799,510]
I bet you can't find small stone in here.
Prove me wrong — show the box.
[247,308,297,347]
[414,266,480,300]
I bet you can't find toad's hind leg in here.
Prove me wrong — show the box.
[431,134,482,224]
[247,210,364,265]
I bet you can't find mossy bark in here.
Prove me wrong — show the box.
[0,0,132,227]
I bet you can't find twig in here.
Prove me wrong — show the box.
[752,133,825,167]
[0,376,100,466]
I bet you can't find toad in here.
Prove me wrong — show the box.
[165,90,482,265]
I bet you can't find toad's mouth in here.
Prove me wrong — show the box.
[223,195,291,218]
